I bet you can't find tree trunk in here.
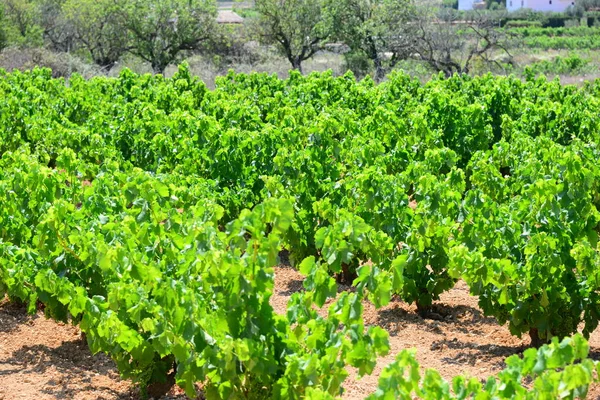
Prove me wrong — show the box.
[367,37,385,83]
[145,360,176,399]
[442,66,453,78]
[97,59,117,72]
[373,56,385,83]
[146,371,175,400]
[291,57,303,74]
[152,61,167,75]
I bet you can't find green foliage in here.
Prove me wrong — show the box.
[507,25,600,49]
[326,0,415,81]
[343,50,373,79]
[3,0,44,47]
[510,26,600,37]
[450,134,600,343]
[504,9,572,27]
[1,66,600,397]
[505,19,544,28]
[369,334,596,399]
[523,35,600,49]
[442,0,459,9]
[62,0,127,69]
[120,0,217,73]
[254,0,333,72]
[524,53,590,76]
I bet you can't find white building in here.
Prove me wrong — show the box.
[506,0,574,11]
[458,0,486,9]
[459,0,574,11]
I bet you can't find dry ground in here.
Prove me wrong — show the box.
[1,265,600,399]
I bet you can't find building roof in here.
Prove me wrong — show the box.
[216,10,244,24]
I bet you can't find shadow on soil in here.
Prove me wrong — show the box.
[376,301,500,336]
[3,339,116,375]
[585,348,600,361]
[434,338,525,368]
[0,337,133,398]
[277,274,305,297]
[0,332,202,399]
[0,299,38,334]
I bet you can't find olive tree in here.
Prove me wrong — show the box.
[121,0,217,74]
[254,0,333,73]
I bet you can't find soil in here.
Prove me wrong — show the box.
[2,265,600,399]
[0,299,189,400]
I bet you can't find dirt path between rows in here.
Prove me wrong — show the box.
[1,265,600,399]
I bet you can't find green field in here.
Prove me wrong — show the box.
[1,66,600,398]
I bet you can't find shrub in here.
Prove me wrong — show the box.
[343,51,373,80]
[0,47,101,78]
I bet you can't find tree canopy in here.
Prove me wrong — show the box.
[328,0,415,81]
[63,0,127,70]
[254,0,333,72]
[120,0,217,74]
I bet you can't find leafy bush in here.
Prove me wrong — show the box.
[451,135,600,345]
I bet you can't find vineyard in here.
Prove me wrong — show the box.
[505,27,600,50]
[2,65,600,399]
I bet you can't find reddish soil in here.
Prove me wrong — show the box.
[1,266,600,399]
[0,299,189,400]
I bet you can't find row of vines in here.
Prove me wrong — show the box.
[1,65,600,398]
[504,26,600,49]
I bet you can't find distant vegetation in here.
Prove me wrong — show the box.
[0,0,600,81]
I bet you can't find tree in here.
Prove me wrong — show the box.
[121,0,217,74]
[254,0,333,73]
[328,0,415,82]
[0,5,8,51]
[63,0,127,70]
[3,0,44,46]
[37,0,76,53]
[4,0,36,37]
[405,9,514,77]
